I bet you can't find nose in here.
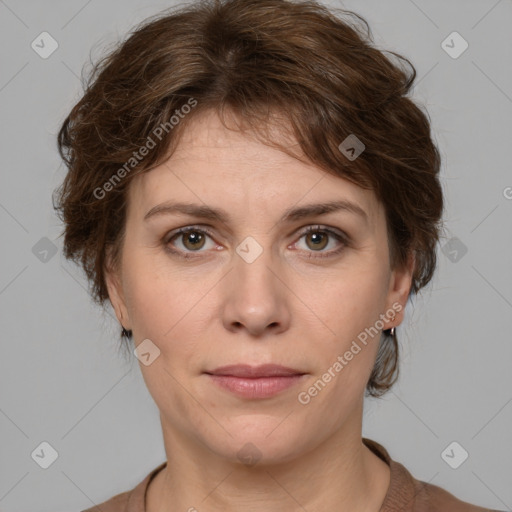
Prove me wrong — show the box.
[221,241,291,337]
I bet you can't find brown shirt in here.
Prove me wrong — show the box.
[81,438,503,512]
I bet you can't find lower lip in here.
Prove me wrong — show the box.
[207,374,306,399]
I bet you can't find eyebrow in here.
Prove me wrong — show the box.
[143,199,368,225]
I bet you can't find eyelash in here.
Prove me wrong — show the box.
[163,224,348,260]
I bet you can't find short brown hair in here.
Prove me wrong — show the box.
[54,0,444,397]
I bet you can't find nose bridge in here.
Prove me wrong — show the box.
[233,233,279,294]
[221,232,289,334]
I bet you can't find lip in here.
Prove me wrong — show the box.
[206,364,305,378]
[205,364,307,399]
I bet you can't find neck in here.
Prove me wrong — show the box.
[147,415,390,512]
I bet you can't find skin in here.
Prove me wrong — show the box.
[106,109,414,512]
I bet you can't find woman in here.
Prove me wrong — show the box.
[54,0,503,510]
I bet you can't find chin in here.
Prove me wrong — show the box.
[201,419,309,467]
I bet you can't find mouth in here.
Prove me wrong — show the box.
[204,364,307,399]
[206,364,305,378]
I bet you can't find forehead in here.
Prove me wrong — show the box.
[127,109,383,227]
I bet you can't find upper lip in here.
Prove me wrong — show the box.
[206,364,305,378]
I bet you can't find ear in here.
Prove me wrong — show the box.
[104,246,131,331]
[384,251,415,329]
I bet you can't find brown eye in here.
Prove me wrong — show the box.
[304,231,329,251]
[180,230,206,251]
[165,227,216,255]
[294,226,347,259]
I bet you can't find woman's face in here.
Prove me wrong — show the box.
[106,109,413,464]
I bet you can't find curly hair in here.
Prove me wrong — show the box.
[53,0,444,398]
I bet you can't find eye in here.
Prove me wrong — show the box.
[292,225,347,259]
[163,224,348,260]
[164,226,217,258]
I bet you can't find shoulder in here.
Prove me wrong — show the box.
[409,475,503,512]
[79,461,167,512]
[362,438,503,512]
[80,489,130,512]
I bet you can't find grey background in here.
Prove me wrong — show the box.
[0,0,511,510]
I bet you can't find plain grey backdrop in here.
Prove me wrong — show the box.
[0,0,511,510]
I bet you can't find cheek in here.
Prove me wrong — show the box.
[301,264,389,396]
[122,255,212,365]
[123,264,206,416]
[313,263,389,336]
[121,248,184,333]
